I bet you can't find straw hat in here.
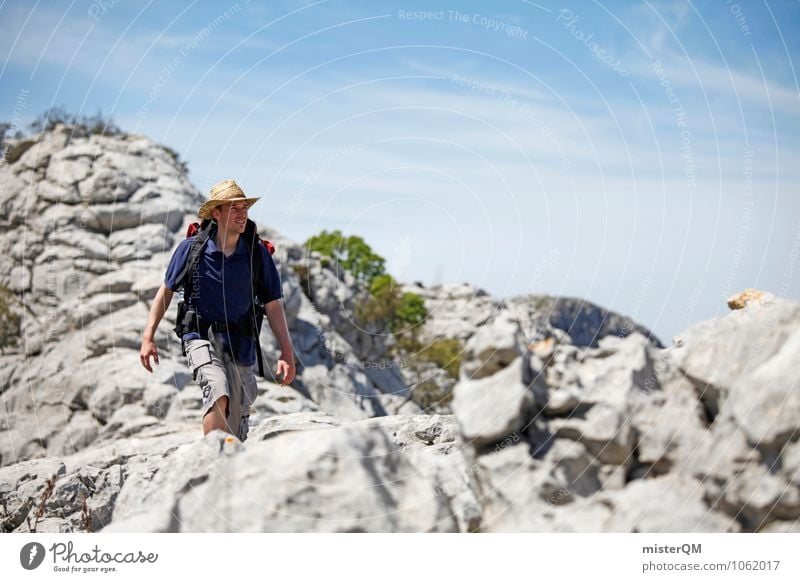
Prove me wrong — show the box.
[198,179,260,219]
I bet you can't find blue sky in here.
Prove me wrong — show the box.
[1,0,799,342]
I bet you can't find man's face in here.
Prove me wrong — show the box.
[212,201,249,235]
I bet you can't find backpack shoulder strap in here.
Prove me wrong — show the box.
[173,219,215,291]
[241,218,271,378]
[242,218,267,295]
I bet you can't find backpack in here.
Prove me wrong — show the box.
[171,218,275,378]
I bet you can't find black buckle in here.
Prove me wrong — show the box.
[211,321,229,333]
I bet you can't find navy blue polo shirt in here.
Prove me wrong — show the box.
[164,235,283,365]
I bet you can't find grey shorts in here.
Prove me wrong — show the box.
[185,333,258,442]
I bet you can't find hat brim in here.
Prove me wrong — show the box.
[198,196,260,219]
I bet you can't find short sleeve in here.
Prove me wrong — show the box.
[257,244,283,303]
[164,239,193,291]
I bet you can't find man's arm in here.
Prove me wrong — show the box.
[265,299,295,385]
[140,284,174,372]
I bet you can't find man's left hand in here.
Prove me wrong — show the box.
[276,351,296,385]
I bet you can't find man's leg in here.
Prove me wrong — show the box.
[202,395,230,435]
[187,337,235,437]
[229,362,258,442]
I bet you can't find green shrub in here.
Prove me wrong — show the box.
[357,274,427,336]
[418,337,462,379]
[160,144,189,174]
[0,285,21,353]
[0,122,21,161]
[290,264,313,300]
[411,378,453,410]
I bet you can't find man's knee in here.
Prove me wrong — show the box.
[202,395,230,433]
[214,395,229,415]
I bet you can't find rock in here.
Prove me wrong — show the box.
[48,227,109,260]
[783,440,800,487]
[170,425,453,532]
[629,372,707,476]
[507,294,663,348]
[2,136,36,164]
[84,270,137,295]
[672,292,800,419]
[78,167,140,203]
[82,199,185,234]
[250,382,320,422]
[45,472,93,520]
[760,520,800,532]
[7,265,31,292]
[86,464,125,531]
[46,158,92,188]
[105,431,243,532]
[711,463,800,531]
[550,404,635,466]
[600,476,740,532]
[248,411,341,442]
[109,223,176,255]
[351,414,459,449]
[100,404,160,439]
[404,444,482,532]
[64,292,138,327]
[0,458,66,532]
[47,412,101,457]
[298,363,387,420]
[143,384,178,419]
[534,333,661,466]
[545,438,603,498]
[166,387,205,425]
[682,414,799,532]
[36,180,81,204]
[728,327,800,453]
[362,364,410,397]
[460,310,525,381]
[402,282,496,343]
[452,357,533,449]
[473,441,585,532]
[2,124,799,534]
[727,288,766,310]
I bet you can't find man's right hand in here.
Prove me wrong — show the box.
[140,337,159,373]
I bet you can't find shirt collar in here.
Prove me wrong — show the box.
[205,236,246,256]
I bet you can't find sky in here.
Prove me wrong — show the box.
[1,0,799,343]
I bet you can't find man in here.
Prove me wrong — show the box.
[139,179,295,441]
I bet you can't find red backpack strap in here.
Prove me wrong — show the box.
[262,239,275,255]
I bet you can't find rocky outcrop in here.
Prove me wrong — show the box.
[402,281,662,349]
[0,126,797,533]
[3,289,795,533]
[450,290,799,532]
[0,124,425,470]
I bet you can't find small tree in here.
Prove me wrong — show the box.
[82,107,121,136]
[28,106,77,133]
[28,106,121,136]
[306,230,429,360]
[304,229,386,285]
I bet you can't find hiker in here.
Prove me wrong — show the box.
[139,179,295,441]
